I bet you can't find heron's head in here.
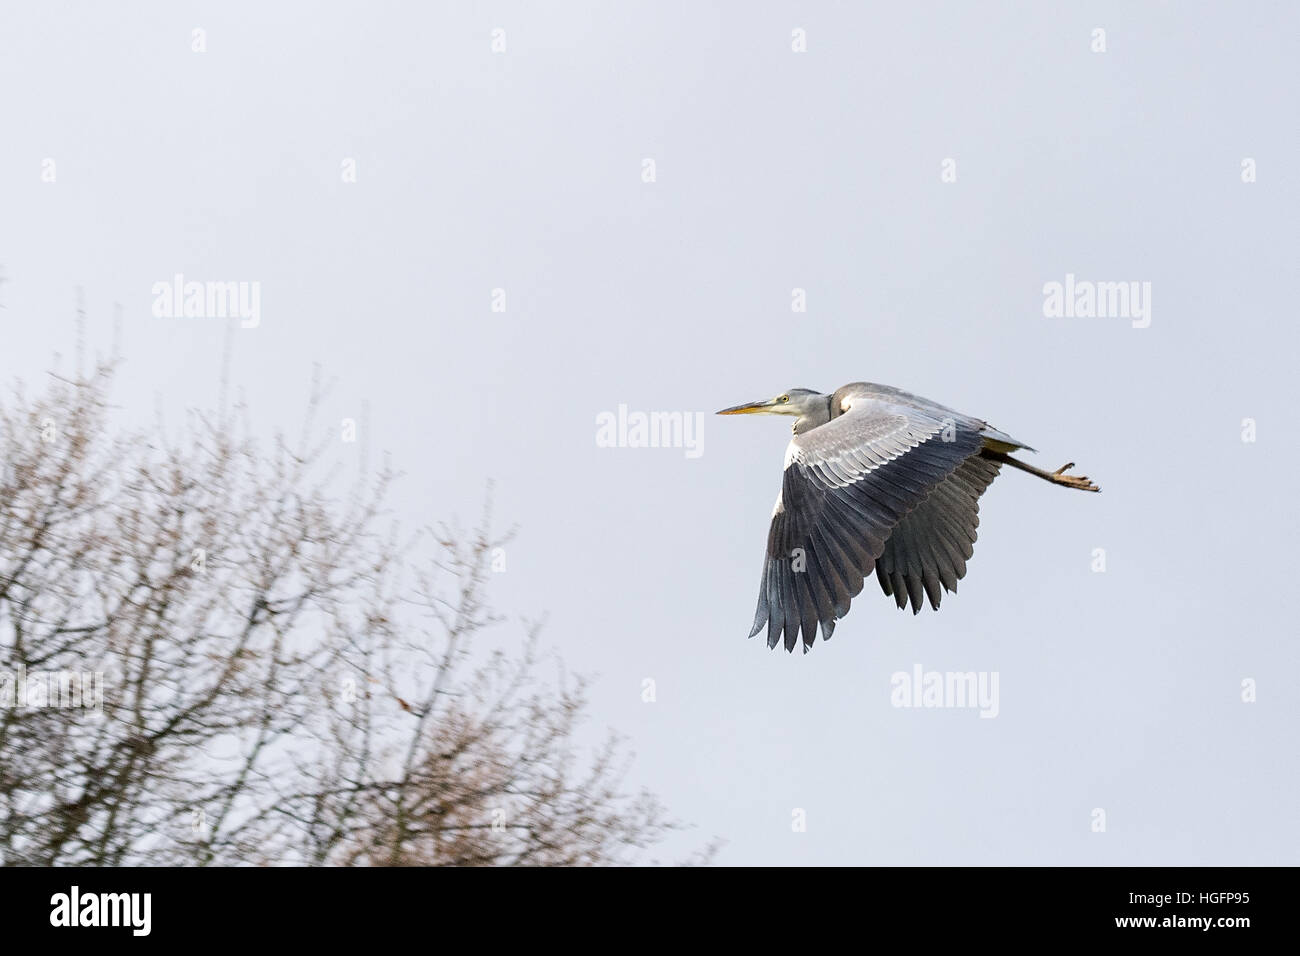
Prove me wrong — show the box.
[717,388,830,432]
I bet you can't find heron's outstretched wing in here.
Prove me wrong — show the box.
[751,388,985,652]
[875,453,1001,614]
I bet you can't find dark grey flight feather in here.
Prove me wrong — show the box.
[875,453,1002,614]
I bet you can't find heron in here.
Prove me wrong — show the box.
[718,383,1098,653]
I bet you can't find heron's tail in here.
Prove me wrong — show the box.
[979,426,1035,453]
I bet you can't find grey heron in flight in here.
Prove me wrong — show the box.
[719,383,1098,653]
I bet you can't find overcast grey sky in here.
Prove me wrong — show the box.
[2,1,1296,864]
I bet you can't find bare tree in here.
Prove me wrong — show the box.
[0,358,708,866]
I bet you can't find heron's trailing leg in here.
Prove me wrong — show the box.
[983,450,1100,492]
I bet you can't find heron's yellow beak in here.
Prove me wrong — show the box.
[716,399,776,415]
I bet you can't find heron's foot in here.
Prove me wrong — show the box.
[1049,463,1100,492]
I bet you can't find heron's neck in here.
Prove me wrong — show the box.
[792,395,834,435]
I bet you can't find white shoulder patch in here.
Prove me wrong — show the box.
[782,441,801,470]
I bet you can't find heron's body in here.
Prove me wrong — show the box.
[718,382,1098,653]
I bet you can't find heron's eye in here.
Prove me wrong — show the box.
[779,394,789,403]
